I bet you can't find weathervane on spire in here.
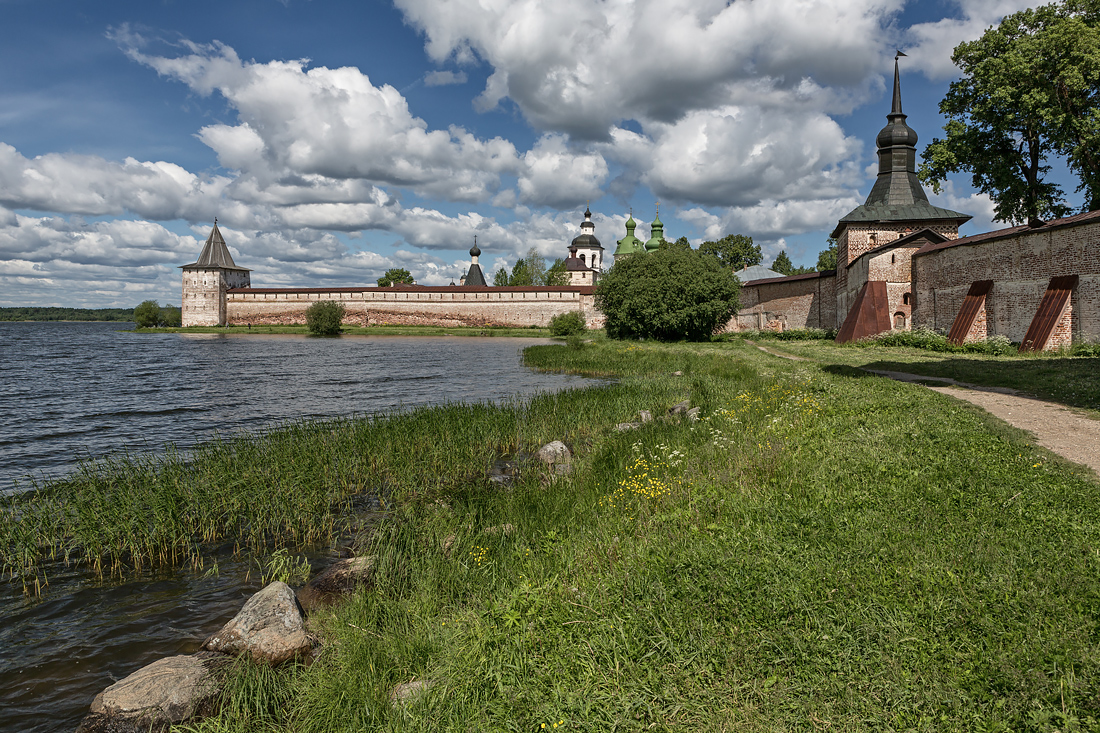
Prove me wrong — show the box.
[895,49,907,60]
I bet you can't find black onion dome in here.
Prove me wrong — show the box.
[877,117,918,148]
[571,233,602,249]
[469,243,481,257]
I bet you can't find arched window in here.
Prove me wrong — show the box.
[580,254,586,266]
[903,292,911,305]
[894,312,906,329]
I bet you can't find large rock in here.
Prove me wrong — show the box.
[537,441,572,465]
[296,556,376,611]
[77,652,226,733]
[202,581,310,665]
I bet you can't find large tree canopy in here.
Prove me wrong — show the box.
[698,234,762,270]
[377,268,414,287]
[595,248,740,341]
[919,0,1100,224]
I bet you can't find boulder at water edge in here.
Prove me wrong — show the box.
[202,581,310,665]
[77,652,226,733]
[296,556,376,611]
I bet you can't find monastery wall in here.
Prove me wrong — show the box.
[223,286,604,329]
[729,272,836,331]
[912,214,1100,346]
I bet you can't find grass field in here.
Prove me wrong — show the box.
[81,338,1094,732]
[742,337,1100,414]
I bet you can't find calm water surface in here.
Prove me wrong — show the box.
[0,322,604,733]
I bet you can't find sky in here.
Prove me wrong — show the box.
[0,0,1069,308]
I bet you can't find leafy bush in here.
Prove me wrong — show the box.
[852,327,1018,355]
[1070,341,1100,357]
[158,305,182,327]
[305,300,346,336]
[595,247,740,341]
[549,311,587,336]
[133,300,161,328]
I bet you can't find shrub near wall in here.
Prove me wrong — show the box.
[548,311,586,337]
[305,301,347,336]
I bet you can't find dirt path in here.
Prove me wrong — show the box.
[746,341,1100,476]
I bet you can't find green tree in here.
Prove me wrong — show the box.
[524,247,547,285]
[698,234,762,270]
[816,239,838,271]
[493,267,510,286]
[377,268,414,287]
[544,258,569,286]
[919,1,1100,223]
[158,304,182,327]
[305,300,346,336]
[772,251,795,275]
[658,236,692,250]
[508,257,534,286]
[133,300,161,328]
[595,247,740,341]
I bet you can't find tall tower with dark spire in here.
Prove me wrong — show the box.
[180,220,251,326]
[831,55,971,325]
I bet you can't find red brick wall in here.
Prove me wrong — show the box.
[912,219,1100,344]
[730,274,836,331]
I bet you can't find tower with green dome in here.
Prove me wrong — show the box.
[613,213,644,264]
[644,207,665,251]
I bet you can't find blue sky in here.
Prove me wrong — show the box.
[0,0,1067,307]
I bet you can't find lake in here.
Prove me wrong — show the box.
[0,322,603,732]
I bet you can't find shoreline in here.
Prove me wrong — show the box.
[134,323,564,338]
[8,339,1100,729]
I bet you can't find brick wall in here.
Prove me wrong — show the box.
[912,215,1100,344]
[223,286,604,328]
[730,272,836,331]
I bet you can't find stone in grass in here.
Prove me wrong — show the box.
[537,441,572,466]
[203,581,310,665]
[77,652,228,733]
[686,407,701,422]
[668,400,691,416]
[616,422,641,432]
[672,371,683,376]
[297,556,376,612]
[639,410,653,423]
[390,679,433,706]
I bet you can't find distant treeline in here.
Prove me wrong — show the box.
[0,307,135,322]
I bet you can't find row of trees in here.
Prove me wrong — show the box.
[494,247,569,286]
[133,300,182,328]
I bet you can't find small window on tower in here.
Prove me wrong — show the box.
[903,292,911,305]
[580,254,586,266]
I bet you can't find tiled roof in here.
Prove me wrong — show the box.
[742,270,836,286]
[733,265,783,282]
[181,222,251,271]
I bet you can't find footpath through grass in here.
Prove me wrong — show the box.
[741,337,1100,414]
[151,339,1100,732]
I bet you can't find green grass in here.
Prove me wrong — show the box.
[153,339,1100,732]
[750,338,1100,413]
[138,324,565,338]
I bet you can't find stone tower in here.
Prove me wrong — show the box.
[180,221,251,326]
[831,56,970,324]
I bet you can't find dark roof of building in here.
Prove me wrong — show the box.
[741,269,836,286]
[832,59,970,237]
[181,222,250,271]
[571,233,603,249]
[846,227,949,269]
[463,262,487,287]
[913,208,1100,258]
